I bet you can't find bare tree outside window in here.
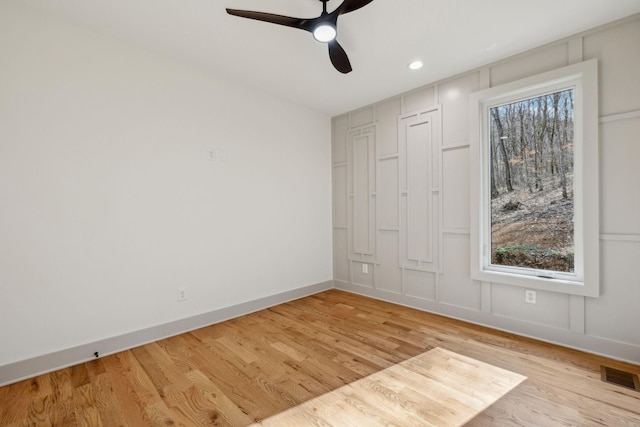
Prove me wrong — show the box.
[489,89,574,273]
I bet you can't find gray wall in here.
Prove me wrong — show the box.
[333,15,640,363]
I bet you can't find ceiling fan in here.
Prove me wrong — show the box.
[226,0,374,74]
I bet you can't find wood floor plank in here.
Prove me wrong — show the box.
[1,380,33,425]
[49,395,77,426]
[101,353,154,426]
[144,397,196,426]
[116,349,164,407]
[72,383,103,427]
[90,373,128,427]
[130,345,174,397]
[186,335,286,422]
[186,369,254,426]
[1,289,639,426]
[69,363,90,389]
[26,394,55,426]
[163,384,215,426]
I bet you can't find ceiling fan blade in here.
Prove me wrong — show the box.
[328,40,352,74]
[338,0,374,15]
[226,9,310,31]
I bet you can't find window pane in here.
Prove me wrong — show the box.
[489,89,574,273]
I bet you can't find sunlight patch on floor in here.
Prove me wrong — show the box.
[252,347,527,426]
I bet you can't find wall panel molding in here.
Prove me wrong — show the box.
[399,109,440,272]
[599,110,640,123]
[349,126,377,258]
[600,233,640,242]
[442,142,470,152]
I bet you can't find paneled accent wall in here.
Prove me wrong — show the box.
[332,14,640,364]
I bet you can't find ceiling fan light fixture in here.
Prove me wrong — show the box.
[226,0,376,73]
[313,24,337,42]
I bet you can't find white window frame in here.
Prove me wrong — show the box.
[469,59,599,297]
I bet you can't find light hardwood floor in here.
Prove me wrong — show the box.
[1,289,639,426]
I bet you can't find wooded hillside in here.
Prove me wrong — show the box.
[489,89,575,273]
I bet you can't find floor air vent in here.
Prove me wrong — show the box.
[601,366,640,391]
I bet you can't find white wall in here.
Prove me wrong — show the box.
[333,15,640,363]
[0,2,332,367]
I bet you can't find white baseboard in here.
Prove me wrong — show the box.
[0,280,334,387]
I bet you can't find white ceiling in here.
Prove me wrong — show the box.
[19,0,640,116]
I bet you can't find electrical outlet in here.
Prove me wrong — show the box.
[525,289,536,304]
[362,264,368,274]
[178,287,188,302]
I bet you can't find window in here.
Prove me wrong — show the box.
[469,60,599,297]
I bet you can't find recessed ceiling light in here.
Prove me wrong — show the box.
[408,60,423,70]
